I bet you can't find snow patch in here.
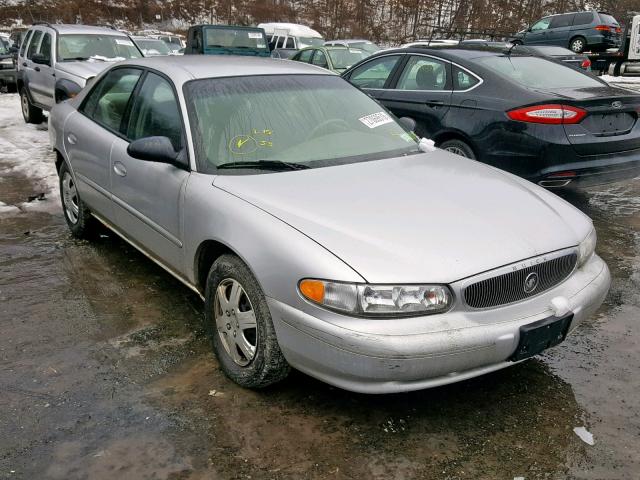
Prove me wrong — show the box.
[573,426,595,446]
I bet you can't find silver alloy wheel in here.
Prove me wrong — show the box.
[444,146,469,157]
[571,39,584,52]
[61,171,80,224]
[21,93,29,118]
[214,278,258,366]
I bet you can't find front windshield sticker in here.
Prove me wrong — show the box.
[359,112,393,129]
[229,130,273,155]
[115,39,134,46]
[248,32,263,39]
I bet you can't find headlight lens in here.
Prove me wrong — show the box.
[577,227,597,267]
[299,279,453,317]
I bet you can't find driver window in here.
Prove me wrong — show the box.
[531,18,551,31]
[126,73,183,151]
[312,50,328,68]
[349,55,401,89]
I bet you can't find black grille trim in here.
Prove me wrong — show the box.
[464,253,578,309]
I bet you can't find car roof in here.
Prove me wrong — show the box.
[32,24,130,36]
[380,45,532,60]
[118,55,334,83]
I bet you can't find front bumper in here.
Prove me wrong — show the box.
[268,254,610,394]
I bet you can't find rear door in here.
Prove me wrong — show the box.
[547,13,575,46]
[110,71,189,272]
[65,67,143,222]
[381,54,452,138]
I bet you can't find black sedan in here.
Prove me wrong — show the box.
[342,45,640,187]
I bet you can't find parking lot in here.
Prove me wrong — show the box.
[1,82,639,480]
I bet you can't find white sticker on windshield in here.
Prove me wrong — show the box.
[248,32,263,39]
[359,112,393,129]
[115,39,134,46]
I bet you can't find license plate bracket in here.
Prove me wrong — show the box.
[509,314,573,362]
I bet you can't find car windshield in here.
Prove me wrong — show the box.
[57,34,142,61]
[136,39,171,56]
[477,56,602,89]
[0,38,9,55]
[185,75,418,174]
[349,41,379,53]
[298,37,324,48]
[327,48,369,70]
[204,28,267,50]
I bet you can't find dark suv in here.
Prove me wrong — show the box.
[512,11,622,53]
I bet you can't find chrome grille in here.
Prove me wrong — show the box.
[464,253,577,309]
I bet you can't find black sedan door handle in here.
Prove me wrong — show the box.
[34,66,40,72]
[22,62,27,67]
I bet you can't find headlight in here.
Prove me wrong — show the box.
[299,279,453,317]
[577,227,597,267]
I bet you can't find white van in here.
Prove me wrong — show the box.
[258,22,324,50]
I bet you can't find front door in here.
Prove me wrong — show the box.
[110,71,189,272]
[525,17,552,45]
[382,54,452,138]
[28,31,55,107]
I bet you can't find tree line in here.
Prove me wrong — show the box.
[0,0,637,44]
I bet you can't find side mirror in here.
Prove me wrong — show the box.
[9,45,18,54]
[398,116,416,132]
[32,53,50,65]
[127,136,187,168]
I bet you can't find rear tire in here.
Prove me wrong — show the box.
[59,162,97,239]
[440,139,476,160]
[569,36,586,53]
[20,87,43,124]
[204,254,290,389]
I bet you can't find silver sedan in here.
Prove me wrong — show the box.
[49,56,610,393]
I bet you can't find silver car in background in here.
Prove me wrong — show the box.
[49,56,610,394]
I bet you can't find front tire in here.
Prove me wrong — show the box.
[440,139,476,160]
[569,36,586,53]
[20,87,43,124]
[204,254,290,389]
[59,162,97,239]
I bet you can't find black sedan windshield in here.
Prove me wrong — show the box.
[184,75,418,174]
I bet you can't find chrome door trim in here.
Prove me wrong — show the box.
[75,172,111,199]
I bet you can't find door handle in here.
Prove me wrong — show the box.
[113,162,127,177]
[67,133,77,145]
[427,100,445,107]
[22,62,27,67]
[34,66,40,72]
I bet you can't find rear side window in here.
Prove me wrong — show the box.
[598,13,619,26]
[396,56,448,90]
[81,68,142,132]
[276,36,285,48]
[27,30,42,59]
[19,30,32,57]
[285,37,294,48]
[453,66,480,90]
[550,14,574,29]
[348,55,401,89]
[478,56,602,89]
[126,73,183,151]
[573,12,594,26]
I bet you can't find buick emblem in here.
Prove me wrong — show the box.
[524,272,539,293]
[612,101,623,109]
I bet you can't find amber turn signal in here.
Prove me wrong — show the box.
[299,279,325,303]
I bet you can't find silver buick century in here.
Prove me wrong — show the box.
[49,56,610,393]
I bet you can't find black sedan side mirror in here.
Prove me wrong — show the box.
[32,53,50,65]
[398,116,416,132]
[127,136,187,168]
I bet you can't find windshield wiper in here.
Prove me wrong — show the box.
[63,56,89,61]
[217,160,310,171]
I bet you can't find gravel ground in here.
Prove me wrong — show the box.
[1,93,639,480]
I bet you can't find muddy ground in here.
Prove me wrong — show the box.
[0,93,639,479]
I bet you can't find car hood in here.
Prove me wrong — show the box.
[56,60,117,81]
[213,152,592,284]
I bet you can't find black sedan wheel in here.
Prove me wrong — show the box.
[440,139,476,160]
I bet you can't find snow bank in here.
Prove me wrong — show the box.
[0,94,59,215]
[599,75,640,84]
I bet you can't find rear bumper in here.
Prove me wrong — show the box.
[268,255,610,394]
